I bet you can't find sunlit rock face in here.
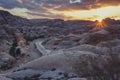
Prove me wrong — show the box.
[15,32,29,55]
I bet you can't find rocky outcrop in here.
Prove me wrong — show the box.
[0,76,12,80]
[6,69,77,80]
[65,44,110,55]
[18,51,96,72]
[0,52,15,70]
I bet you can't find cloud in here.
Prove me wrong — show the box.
[69,0,82,4]
[17,0,23,3]
[0,0,119,20]
[0,0,20,9]
[26,10,73,19]
[52,0,120,11]
[0,0,119,11]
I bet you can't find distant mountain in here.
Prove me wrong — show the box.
[103,18,120,24]
[0,10,119,27]
[0,10,120,41]
[0,10,30,26]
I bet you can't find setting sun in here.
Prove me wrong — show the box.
[96,18,104,22]
[95,20,107,28]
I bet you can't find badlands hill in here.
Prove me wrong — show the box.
[0,10,120,80]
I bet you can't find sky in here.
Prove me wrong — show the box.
[0,0,120,21]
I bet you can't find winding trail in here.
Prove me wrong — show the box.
[35,41,51,56]
[0,39,51,75]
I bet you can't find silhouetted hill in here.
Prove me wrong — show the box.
[103,18,120,24]
[0,10,30,26]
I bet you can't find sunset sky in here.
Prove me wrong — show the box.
[0,0,120,21]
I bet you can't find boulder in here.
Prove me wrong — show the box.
[0,52,15,70]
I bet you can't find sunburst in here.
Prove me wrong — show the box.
[95,20,107,28]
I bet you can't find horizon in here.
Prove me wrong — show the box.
[0,0,120,21]
[0,9,120,22]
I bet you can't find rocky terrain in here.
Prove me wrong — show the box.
[0,10,120,80]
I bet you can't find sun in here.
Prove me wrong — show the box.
[95,19,106,28]
[97,18,103,22]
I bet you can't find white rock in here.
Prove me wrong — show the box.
[68,78,87,80]
[39,70,65,79]
[6,69,41,79]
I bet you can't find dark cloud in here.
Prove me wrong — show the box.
[0,0,119,11]
[98,0,120,5]
[50,0,120,11]
[0,0,21,9]
[0,0,119,19]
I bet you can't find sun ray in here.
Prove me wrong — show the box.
[95,20,107,28]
